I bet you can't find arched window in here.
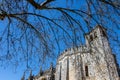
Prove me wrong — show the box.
[66,58,69,80]
[102,31,106,37]
[85,65,89,77]
[94,32,97,38]
[90,35,93,41]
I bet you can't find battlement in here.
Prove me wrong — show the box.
[58,45,90,61]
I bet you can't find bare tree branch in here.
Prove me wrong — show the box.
[27,0,54,9]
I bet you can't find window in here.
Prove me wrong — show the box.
[85,65,89,77]
[102,31,106,37]
[94,32,97,38]
[59,63,62,80]
[90,35,93,41]
[66,58,69,80]
[100,29,106,37]
[41,77,46,80]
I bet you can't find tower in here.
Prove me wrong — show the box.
[85,25,107,51]
[85,25,119,80]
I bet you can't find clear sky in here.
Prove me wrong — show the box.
[0,67,23,80]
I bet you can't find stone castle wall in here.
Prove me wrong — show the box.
[55,26,119,80]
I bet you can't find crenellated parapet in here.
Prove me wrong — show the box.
[57,45,90,61]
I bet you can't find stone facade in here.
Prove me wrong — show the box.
[24,25,120,80]
[55,25,120,80]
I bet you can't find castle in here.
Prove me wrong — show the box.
[23,25,120,80]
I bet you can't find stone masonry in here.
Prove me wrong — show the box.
[55,25,120,80]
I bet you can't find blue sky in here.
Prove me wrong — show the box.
[0,67,23,80]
